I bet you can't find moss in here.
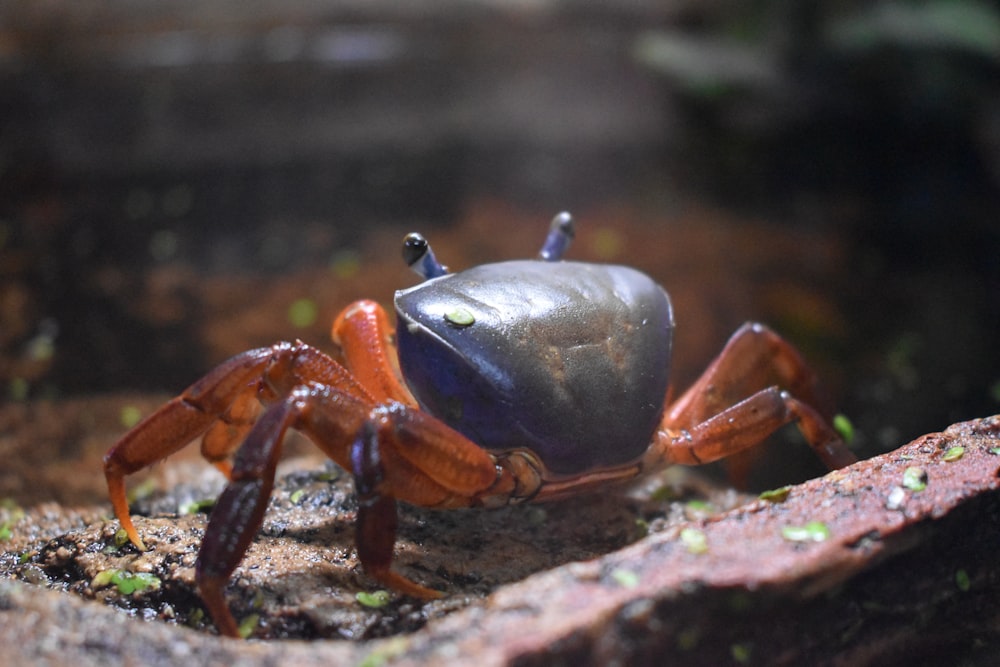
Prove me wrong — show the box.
[758,486,791,503]
[237,613,260,639]
[902,467,928,492]
[356,590,392,608]
[610,568,641,588]
[942,446,965,462]
[833,414,855,444]
[680,527,709,554]
[91,569,161,595]
[781,521,831,543]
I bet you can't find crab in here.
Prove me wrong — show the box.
[103,212,857,637]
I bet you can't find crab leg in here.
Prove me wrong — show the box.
[666,322,835,425]
[199,389,263,478]
[195,398,299,638]
[103,347,275,550]
[652,322,857,471]
[350,416,441,600]
[196,384,498,636]
[332,299,418,407]
[103,341,370,551]
[652,386,854,469]
[345,403,501,594]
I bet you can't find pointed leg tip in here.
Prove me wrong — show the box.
[214,616,243,639]
[423,588,445,600]
[370,568,445,600]
[397,583,445,601]
[116,516,148,551]
[198,579,243,638]
[826,446,859,469]
[212,460,234,480]
[131,534,148,552]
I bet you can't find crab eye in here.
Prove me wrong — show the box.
[538,211,575,262]
[402,233,428,265]
[402,232,448,280]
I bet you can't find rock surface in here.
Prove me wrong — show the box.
[2,414,1000,665]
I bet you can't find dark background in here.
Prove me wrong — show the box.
[2,0,999,473]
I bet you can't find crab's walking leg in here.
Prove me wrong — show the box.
[332,297,441,593]
[651,323,857,471]
[195,399,298,638]
[347,402,502,593]
[653,386,855,469]
[196,385,498,636]
[199,389,263,479]
[666,322,836,424]
[195,383,379,637]
[350,419,439,599]
[332,299,418,407]
[104,342,369,551]
[103,347,277,549]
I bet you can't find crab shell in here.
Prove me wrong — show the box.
[394,259,675,476]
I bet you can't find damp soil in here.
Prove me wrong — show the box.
[0,421,748,641]
[3,415,1000,666]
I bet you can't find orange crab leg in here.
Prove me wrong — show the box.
[199,388,263,478]
[651,386,855,469]
[103,341,372,551]
[332,299,419,407]
[350,416,445,599]
[650,322,856,472]
[666,322,836,426]
[104,347,276,550]
[195,399,297,638]
[195,384,499,636]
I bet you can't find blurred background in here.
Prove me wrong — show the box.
[1,0,999,486]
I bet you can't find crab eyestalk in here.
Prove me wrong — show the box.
[538,211,575,262]
[402,233,448,280]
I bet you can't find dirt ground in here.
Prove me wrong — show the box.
[3,411,1000,665]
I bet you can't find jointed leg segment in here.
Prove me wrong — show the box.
[103,302,504,637]
[195,384,492,634]
[104,346,278,550]
[650,322,856,471]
